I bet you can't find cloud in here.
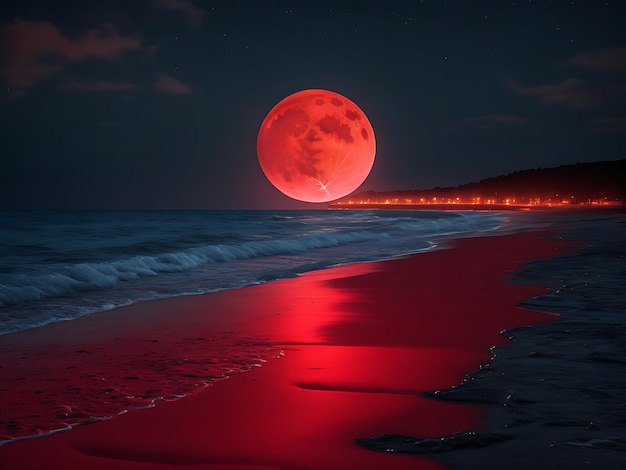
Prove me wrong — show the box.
[459,114,527,129]
[154,74,192,94]
[2,20,142,88]
[512,48,626,109]
[62,75,193,95]
[150,0,204,26]
[63,79,138,92]
[569,47,626,72]
[510,78,607,109]
[587,117,626,133]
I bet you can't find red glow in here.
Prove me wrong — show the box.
[257,89,376,203]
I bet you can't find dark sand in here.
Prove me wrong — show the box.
[0,231,574,469]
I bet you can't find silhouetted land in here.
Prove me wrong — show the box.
[332,159,625,209]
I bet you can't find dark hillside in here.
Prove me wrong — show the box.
[333,159,625,207]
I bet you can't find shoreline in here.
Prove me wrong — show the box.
[0,230,576,469]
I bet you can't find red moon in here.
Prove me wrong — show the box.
[257,89,376,203]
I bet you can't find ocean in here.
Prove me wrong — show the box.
[1,208,625,469]
[0,209,504,335]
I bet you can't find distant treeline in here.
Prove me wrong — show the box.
[340,159,626,205]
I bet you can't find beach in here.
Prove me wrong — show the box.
[0,228,577,469]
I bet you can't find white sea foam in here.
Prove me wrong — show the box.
[0,230,386,306]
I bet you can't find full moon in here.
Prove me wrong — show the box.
[257,89,376,203]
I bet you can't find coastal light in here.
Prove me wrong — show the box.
[257,89,376,203]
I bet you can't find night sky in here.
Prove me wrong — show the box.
[2,0,625,209]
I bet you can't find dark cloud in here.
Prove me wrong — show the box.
[512,48,626,110]
[63,79,138,92]
[587,117,626,133]
[154,74,192,94]
[149,0,204,27]
[1,20,142,89]
[569,47,626,72]
[459,114,527,129]
[511,78,606,109]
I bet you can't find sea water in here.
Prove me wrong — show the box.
[0,209,504,335]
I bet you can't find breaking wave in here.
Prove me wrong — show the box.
[0,230,385,306]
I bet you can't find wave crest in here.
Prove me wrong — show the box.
[0,230,384,306]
